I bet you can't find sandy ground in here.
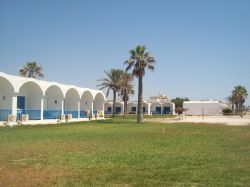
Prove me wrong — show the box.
[1,116,250,126]
[145,115,250,126]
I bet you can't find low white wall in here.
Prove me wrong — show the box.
[184,102,222,115]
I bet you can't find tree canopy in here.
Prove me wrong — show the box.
[171,97,189,108]
[19,62,44,78]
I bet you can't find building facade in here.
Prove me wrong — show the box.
[104,94,175,115]
[183,100,228,115]
[0,72,105,122]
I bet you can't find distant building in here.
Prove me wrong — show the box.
[105,93,175,115]
[183,99,229,115]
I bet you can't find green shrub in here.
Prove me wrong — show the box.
[222,108,232,115]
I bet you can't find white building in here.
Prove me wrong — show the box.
[183,100,228,115]
[0,72,105,122]
[104,101,124,114]
[104,94,175,115]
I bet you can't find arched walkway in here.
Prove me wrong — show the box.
[93,92,105,116]
[18,81,43,120]
[44,85,64,119]
[0,77,15,120]
[80,91,93,118]
[150,103,162,114]
[162,102,173,114]
[65,88,80,118]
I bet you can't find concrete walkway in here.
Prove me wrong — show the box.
[0,117,105,127]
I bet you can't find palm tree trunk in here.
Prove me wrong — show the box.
[237,102,240,116]
[112,90,116,117]
[137,76,143,123]
[124,99,127,116]
[240,101,243,117]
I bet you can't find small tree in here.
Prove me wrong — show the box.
[171,97,189,108]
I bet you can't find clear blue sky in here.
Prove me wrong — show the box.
[0,0,249,105]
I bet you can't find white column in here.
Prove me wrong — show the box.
[102,103,104,117]
[147,103,151,115]
[91,101,94,115]
[61,99,64,115]
[172,103,175,115]
[122,103,124,115]
[12,94,17,116]
[78,101,80,118]
[40,97,44,120]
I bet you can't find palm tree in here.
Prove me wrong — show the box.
[119,73,134,116]
[124,45,156,123]
[97,69,124,117]
[232,85,248,117]
[19,61,44,78]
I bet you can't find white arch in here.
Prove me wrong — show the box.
[0,76,15,120]
[93,92,105,114]
[150,102,162,114]
[18,81,43,120]
[162,102,174,114]
[92,90,106,101]
[44,85,64,119]
[65,88,80,118]
[80,90,94,117]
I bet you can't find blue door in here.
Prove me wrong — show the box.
[108,107,112,113]
[156,107,161,114]
[116,107,121,114]
[17,96,25,110]
[17,96,25,120]
[163,107,170,114]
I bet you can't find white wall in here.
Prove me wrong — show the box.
[104,102,112,112]
[143,103,148,112]
[44,86,63,110]
[150,103,161,113]
[128,102,137,113]
[184,102,222,115]
[0,78,14,110]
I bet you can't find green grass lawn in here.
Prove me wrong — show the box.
[0,118,250,187]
